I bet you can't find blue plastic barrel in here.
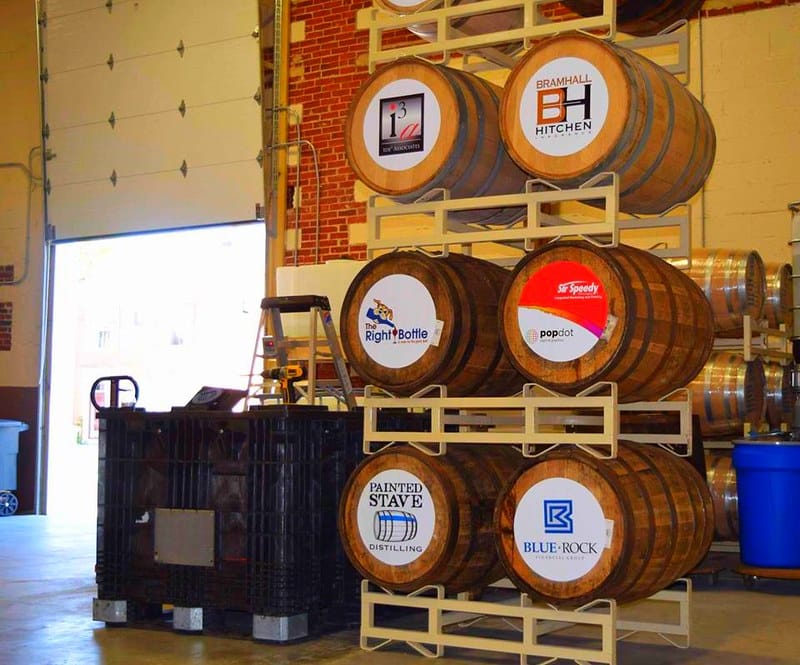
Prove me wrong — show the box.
[0,420,28,491]
[733,439,800,568]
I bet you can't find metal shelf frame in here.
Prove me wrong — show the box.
[350,8,701,661]
[366,174,692,264]
[712,315,792,365]
[360,0,618,71]
[360,578,692,664]
[363,382,693,458]
[359,0,689,78]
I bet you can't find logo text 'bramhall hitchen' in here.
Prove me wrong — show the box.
[536,75,592,136]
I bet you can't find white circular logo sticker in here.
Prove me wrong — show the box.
[519,57,609,157]
[517,261,609,362]
[513,477,608,582]
[358,274,437,368]
[363,78,441,171]
[356,469,436,566]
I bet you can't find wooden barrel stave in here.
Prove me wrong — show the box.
[690,352,766,437]
[338,444,524,593]
[375,0,523,54]
[345,59,529,225]
[688,248,767,337]
[613,48,715,213]
[378,0,704,40]
[341,251,524,397]
[763,262,793,330]
[764,362,793,429]
[704,450,739,541]
[494,442,714,606]
[562,0,705,36]
[499,240,714,402]
[499,33,715,215]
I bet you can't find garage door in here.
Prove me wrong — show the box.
[41,0,263,240]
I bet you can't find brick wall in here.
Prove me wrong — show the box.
[286,0,373,264]
[0,302,11,351]
[284,1,800,266]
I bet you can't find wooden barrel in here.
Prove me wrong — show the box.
[375,0,523,53]
[561,0,705,37]
[499,33,715,215]
[345,58,530,225]
[338,444,524,593]
[764,362,793,430]
[689,352,766,437]
[764,262,793,330]
[499,240,714,402]
[340,251,525,396]
[704,449,739,541]
[688,248,766,337]
[494,442,714,606]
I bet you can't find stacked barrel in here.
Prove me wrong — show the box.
[686,249,793,542]
[337,2,721,608]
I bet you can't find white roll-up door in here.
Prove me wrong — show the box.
[41,0,263,240]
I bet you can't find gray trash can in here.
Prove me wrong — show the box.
[0,419,28,516]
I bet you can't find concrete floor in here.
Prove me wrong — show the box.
[2,514,800,664]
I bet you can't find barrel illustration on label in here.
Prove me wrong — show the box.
[356,469,435,567]
[374,510,419,542]
[517,261,609,363]
[358,274,436,370]
[339,444,524,593]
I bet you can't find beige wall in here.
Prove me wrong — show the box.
[0,0,45,388]
[699,4,800,264]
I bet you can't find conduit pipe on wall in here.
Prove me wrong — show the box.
[0,146,43,287]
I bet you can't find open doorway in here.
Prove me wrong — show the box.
[46,223,266,521]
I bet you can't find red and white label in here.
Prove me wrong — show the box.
[517,261,608,362]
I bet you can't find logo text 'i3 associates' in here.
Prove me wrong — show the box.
[379,93,424,156]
